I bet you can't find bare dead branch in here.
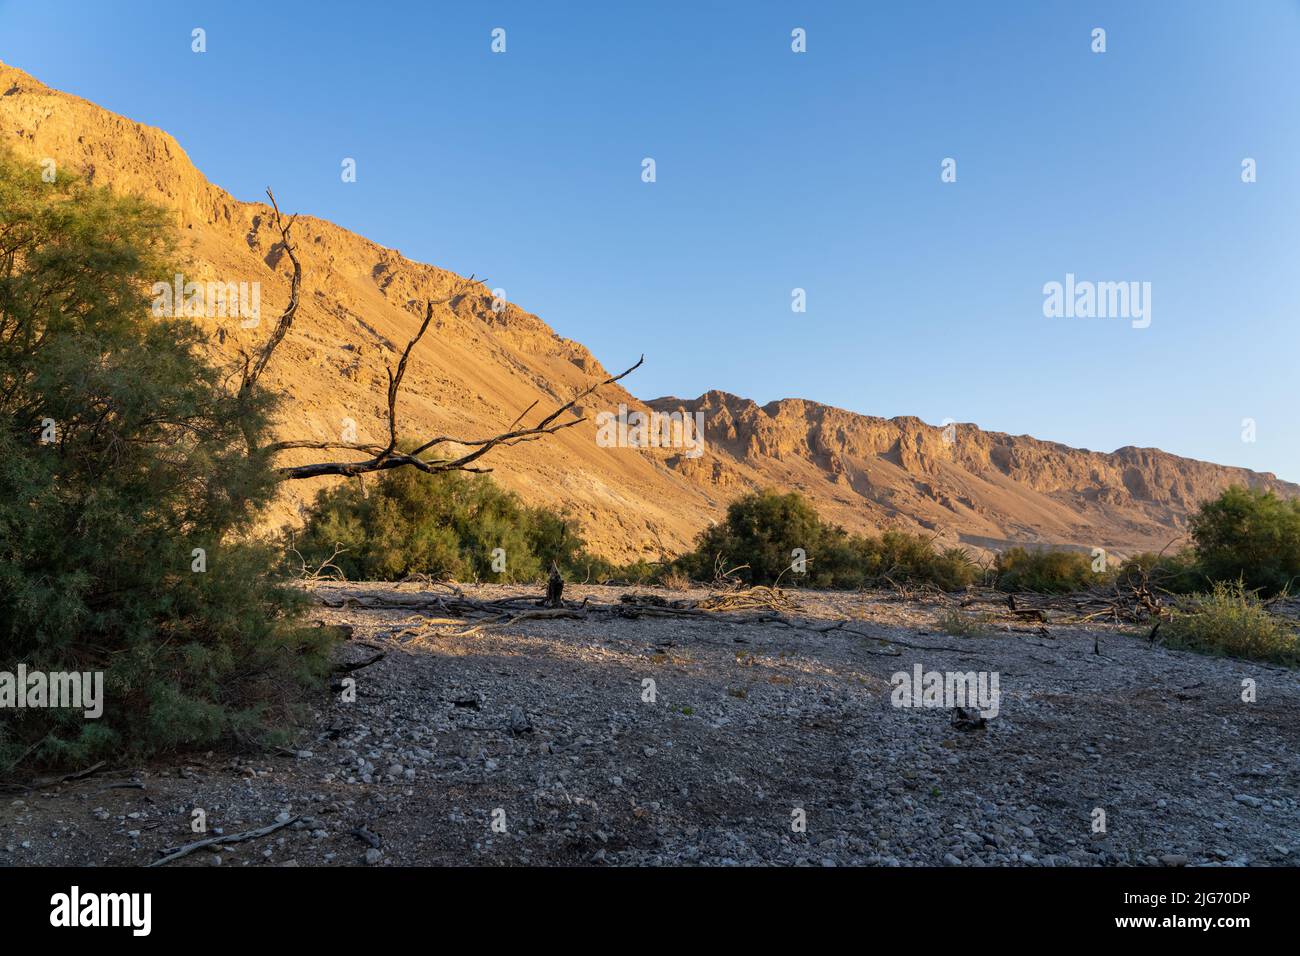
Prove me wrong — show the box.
[240,190,300,397]
[276,353,644,480]
[239,191,643,481]
[148,815,300,868]
[382,299,435,457]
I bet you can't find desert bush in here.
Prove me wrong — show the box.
[0,149,332,773]
[1189,486,1300,596]
[296,464,595,583]
[1116,549,1205,594]
[675,489,979,590]
[935,608,994,637]
[660,568,693,590]
[994,546,1106,593]
[1161,582,1297,664]
[679,489,827,585]
[868,534,980,591]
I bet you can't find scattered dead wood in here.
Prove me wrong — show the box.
[697,585,802,614]
[96,781,145,792]
[308,564,1203,670]
[957,581,1165,626]
[1,760,106,794]
[308,570,1204,678]
[310,578,1024,662]
[147,815,300,868]
[791,619,988,657]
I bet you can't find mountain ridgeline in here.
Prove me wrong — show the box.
[2,58,1293,561]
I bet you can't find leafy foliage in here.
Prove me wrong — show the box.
[676,489,980,590]
[1162,582,1298,664]
[295,463,596,583]
[993,547,1108,593]
[1189,486,1300,596]
[0,150,332,773]
[677,490,825,585]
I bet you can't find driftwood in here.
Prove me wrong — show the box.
[957,581,1165,626]
[312,579,998,660]
[697,585,801,614]
[147,815,301,868]
[313,580,807,641]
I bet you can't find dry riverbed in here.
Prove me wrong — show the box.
[3,583,1297,867]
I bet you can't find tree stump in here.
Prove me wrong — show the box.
[543,565,564,608]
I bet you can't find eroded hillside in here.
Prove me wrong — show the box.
[3,58,1293,560]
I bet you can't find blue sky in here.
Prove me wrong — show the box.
[3,0,1298,479]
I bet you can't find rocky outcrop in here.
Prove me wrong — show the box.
[3,58,1293,561]
[648,393,1297,557]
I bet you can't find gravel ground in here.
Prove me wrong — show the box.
[3,582,1297,867]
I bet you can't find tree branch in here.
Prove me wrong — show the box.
[276,354,643,480]
[239,191,643,481]
[239,189,299,397]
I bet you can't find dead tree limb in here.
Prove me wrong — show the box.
[239,191,643,480]
[147,815,300,868]
[239,189,300,402]
[273,352,643,480]
[542,564,564,608]
[332,651,385,675]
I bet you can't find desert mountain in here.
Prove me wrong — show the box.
[3,59,1294,562]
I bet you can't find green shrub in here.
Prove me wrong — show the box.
[994,546,1106,593]
[296,464,595,583]
[1190,486,1300,596]
[1162,582,1297,664]
[0,149,331,773]
[1116,549,1205,594]
[675,489,979,590]
[869,534,980,591]
[678,489,827,585]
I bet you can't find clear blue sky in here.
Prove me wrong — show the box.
[3,0,1298,479]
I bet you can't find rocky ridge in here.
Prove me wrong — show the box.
[2,58,1293,560]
